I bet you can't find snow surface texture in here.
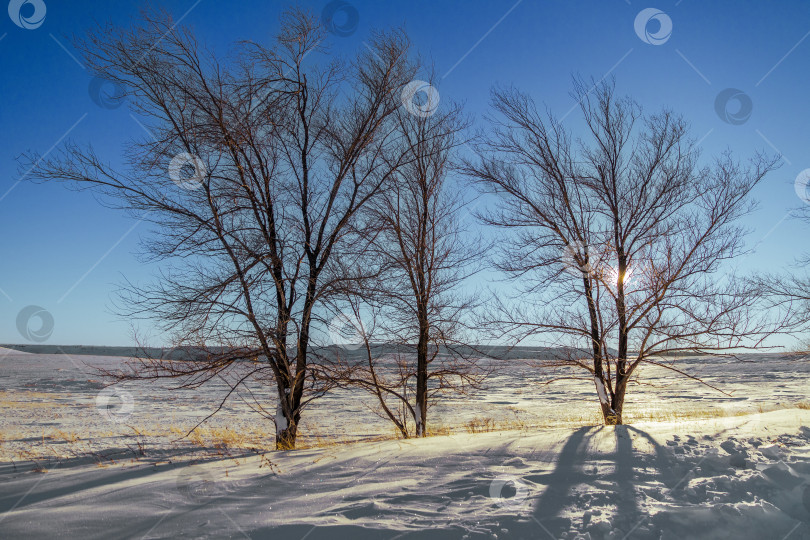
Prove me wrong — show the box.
[2,410,810,538]
[2,351,810,538]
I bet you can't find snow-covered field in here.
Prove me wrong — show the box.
[2,347,810,538]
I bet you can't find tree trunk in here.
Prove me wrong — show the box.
[414,317,429,437]
[276,424,297,450]
[613,253,628,426]
[593,375,618,425]
[275,383,300,450]
[585,275,621,425]
[275,275,315,451]
[610,375,628,425]
[594,377,627,425]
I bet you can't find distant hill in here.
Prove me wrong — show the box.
[0,344,201,360]
[0,343,711,361]
[0,343,600,361]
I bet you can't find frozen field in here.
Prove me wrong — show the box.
[1,347,809,458]
[1,347,810,538]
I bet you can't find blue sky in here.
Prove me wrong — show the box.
[1,0,808,346]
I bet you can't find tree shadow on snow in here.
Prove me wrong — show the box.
[525,424,673,539]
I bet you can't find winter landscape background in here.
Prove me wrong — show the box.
[3,0,810,538]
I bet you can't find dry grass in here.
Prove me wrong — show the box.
[53,430,81,443]
[622,402,803,424]
[295,425,393,450]
[464,418,496,433]
[0,390,59,409]
[289,405,775,444]
[422,424,451,437]
[4,392,807,463]
[176,426,276,452]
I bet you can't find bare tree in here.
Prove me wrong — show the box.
[24,9,417,449]
[321,86,486,437]
[463,78,782,425]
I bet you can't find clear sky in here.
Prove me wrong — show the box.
[1,0,808,346]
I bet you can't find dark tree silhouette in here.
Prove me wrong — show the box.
[24,8,417,449]
[322,80,487,437]
[463,78,782,424]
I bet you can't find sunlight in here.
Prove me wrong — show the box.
[606,264,633,286]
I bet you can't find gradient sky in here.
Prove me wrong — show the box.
[1,0,809,346]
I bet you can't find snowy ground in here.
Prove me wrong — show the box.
[2,347,810,538]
